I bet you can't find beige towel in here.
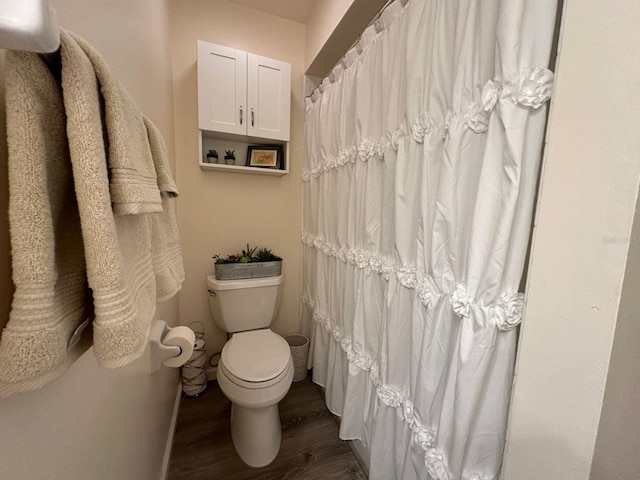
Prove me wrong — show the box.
[60,30,184,367]
[70,33,162,216]
[0,31,184,395]
[144,116,179,196]
[0,50,91,396]
[144,117,185,301]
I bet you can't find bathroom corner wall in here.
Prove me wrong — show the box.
[168,0,305,356]
[0,1,181,479]
[502,1,640,478]
[590,184,640,479]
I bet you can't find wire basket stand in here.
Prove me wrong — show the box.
[181,321,208,398]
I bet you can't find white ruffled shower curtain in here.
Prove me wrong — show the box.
[301,1,557,479]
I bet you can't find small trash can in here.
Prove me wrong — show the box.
[285,334,310,382]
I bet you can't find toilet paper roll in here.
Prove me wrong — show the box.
[182,371,207,396]
[186,339,206,367]
[192,338,206,354]
[186,353,207,369]
[162,326,196,368]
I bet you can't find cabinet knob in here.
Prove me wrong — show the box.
[251,108,254,126]
[240,106,243,125]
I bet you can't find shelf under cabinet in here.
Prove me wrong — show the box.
[198,161,287,176]
[198,130,289,176]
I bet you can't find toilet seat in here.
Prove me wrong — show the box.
[220,329,291,388]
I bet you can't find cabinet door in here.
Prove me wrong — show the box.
[246,53,291,141]
[197,41,247,135]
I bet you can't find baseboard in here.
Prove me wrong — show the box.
[160,380,183,480]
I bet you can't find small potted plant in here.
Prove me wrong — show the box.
[213,244,282,280]
[205,149,218,163]
[224,150,236,165]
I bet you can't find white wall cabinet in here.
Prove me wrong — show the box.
[197,41,291,142]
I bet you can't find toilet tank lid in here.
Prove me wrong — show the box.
[207,274,284,291]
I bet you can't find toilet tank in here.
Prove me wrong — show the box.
[206,274,284,333]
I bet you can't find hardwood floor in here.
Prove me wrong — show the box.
[168,377,367,480]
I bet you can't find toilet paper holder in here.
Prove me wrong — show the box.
[149,320,196,372]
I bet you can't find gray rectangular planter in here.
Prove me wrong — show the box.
[214,261,282,280]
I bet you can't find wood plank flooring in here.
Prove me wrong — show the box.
[168,377,367,480]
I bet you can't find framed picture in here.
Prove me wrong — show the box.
[247,145,283,169]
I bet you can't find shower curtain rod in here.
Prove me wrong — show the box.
[306,0,400,99]
[0,0,60,53]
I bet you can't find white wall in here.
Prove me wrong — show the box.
[305,0,387,76]
[502,1,640,478]
[0,1,181,478]
[305,0,354,71]
[0,341,179,480]
[591,191,640,478]
[169,0,306,359]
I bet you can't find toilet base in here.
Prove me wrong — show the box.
[230,403,281,467]
[216,347,294,467]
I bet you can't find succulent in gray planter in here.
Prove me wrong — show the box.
[224,150,236,165]
[213,244,282,280]
[205,149,218,163]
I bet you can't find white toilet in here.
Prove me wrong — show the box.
[206,274,293,467]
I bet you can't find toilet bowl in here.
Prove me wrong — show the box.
[216,329,294,467]
[206,274,293,467]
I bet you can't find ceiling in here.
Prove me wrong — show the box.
[228,0,317,24]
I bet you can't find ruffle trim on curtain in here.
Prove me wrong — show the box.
[303,296,495,480]
[301,234,525,331]
[305,0,552,114]
[465,66,554,133]
[303,1,557,478]
[303,296,446,479]
[303,66,553,182]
